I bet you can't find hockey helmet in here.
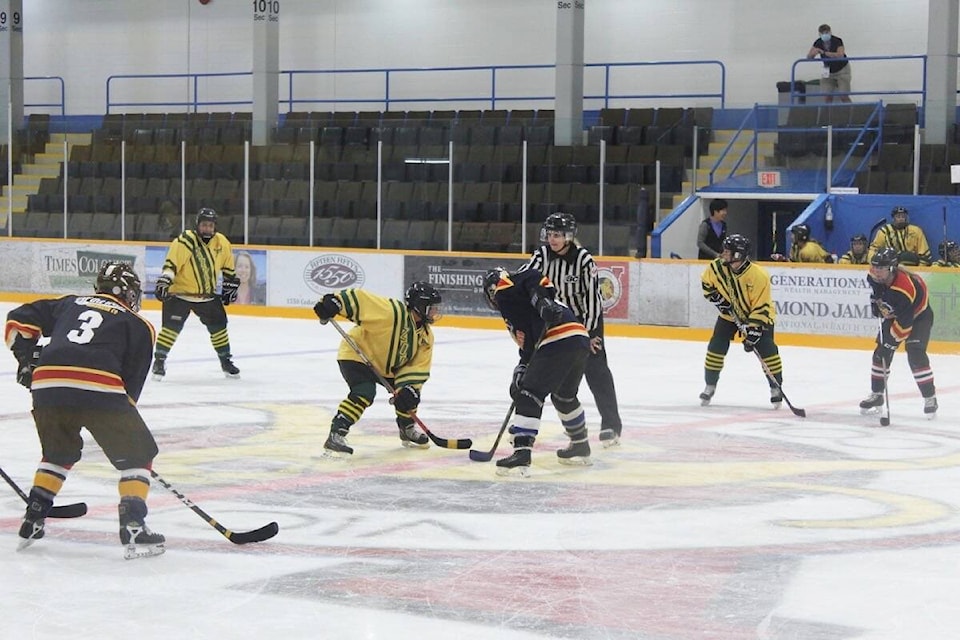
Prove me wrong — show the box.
[722,234,751,264]
[939,240,960,262]
[871,246,900,268]
[791,224,811,243]
[404,281,442,324]
[95,261,142,312]
[482,267,509,310]
[890,206,909,230]
[850,233,868,257]
[196,207,218,241]
[540,212,577,244]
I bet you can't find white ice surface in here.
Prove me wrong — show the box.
[1,303,959,639]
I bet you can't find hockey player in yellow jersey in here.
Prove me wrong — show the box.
[933,240,960,268]
[152,207,241,379]
[770,224,833,262]
[868,206,932,266]
[838,234,869,264]
[700,234,785,407]
[313,282,443,455]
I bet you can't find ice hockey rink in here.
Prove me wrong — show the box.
[2,302,959,640]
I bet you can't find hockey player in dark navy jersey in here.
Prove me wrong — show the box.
[859,247,938,418]
[482,266,591,475]
[5,262,166,559]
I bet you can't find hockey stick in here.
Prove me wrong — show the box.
[468,401,517,462]
[878,318,891,426]
[868,217,886,242]
[326,318,472,450]
[0,465,88,518]
[732,315,806,418]
[149,470,278,544]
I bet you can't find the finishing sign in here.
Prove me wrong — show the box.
[757,171,781,188]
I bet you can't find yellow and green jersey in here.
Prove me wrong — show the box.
[701,258,776,328]
[161,231,236,297]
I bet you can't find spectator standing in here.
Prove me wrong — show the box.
[807,24,851,103]
[697,199,728,260]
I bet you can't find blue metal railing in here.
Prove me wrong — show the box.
[25,76,66,116]
[789,54,927,114]
[106,60,727,114]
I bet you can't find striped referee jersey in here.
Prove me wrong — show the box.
[521,244,603,333]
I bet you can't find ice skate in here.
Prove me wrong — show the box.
[16,494,51,551]
[598,428,621,449]
[220,356,240,379]
[398,423,429,449]
[151,357,165,381]
[323,429,354,457]
[770,387,783,410]
[119,498,165,560]
[557,437,592,466]
[859,392,884,415]
[496,434,533,477]
[699,384,716,406]
[924,396,938,419]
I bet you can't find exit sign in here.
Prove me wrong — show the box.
[758,171,781,188]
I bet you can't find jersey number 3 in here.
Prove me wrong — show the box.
[67,310,104,345]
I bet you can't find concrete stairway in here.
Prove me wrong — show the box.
[0,133,91,224]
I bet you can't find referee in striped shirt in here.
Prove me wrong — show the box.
[520,212,623,447]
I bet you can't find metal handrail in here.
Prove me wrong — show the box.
[25,76,66,116]
[106,60,727,114]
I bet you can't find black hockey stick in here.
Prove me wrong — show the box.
[0,465,88,519]
[468,401,517,462]
[149,470,278,544]
[326,318,472,450]
[878,320,891,426]
[868,217,886,242]
[733,316,806,418]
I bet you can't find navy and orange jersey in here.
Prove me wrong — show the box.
[489,268,589,362]
[870,268,929,343]
[5,294,156,408]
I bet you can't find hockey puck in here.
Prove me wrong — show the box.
[879,417,890,426]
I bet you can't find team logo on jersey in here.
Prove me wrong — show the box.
[303,254,366,293]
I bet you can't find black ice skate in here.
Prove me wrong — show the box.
[770,387,783,409]
[496,434,534,477]
[924,396,938,419]
[859,392,884,415]
[16,494,51,552]
[220,356,240,379]
[398,423,429,449]
[557,436,592,466]
[151,357,166,381]
[323,429,354,457]
[699,384,716,406]
[598,428,621,449]
[119,498,165,560]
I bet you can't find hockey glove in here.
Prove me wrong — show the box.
[154,274,173,302]
[313,294,342,324]
[392,386,420,413]
[509,363,527,400]
[221,275,240,306]
[742,325,763,352]
[878,324,900,361]
[12,338,41,390]
[706,291,732,316]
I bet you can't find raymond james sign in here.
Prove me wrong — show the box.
[769,270,875,336]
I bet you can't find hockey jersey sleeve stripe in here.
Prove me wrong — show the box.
[5,319,42,345]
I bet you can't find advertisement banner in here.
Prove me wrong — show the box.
[268,250,403,307]
[404,255,527,316]
[769,268,876,337]
[924,270,960,341]
[0,243,143,294]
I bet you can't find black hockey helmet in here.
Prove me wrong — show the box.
[871,246,900,268]
[939,239,960,262]
[850,233,868,255]
[95,261,142,312]
[482,267,509,310]
[722,234,751,264]
[196,207,218,241]
[540,212,577,243]
[404,281,442,324]
[890,205,909,230]
[791,223,811,243]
